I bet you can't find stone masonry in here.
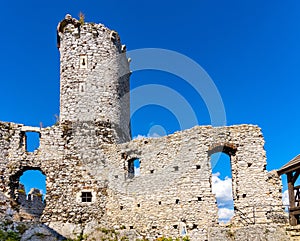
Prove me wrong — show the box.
[17,184,45,221]
[0,15,287,240]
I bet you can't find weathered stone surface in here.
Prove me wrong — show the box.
[21,224,64,241]
[209,225,290,241]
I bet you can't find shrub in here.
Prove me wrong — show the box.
[0,230,21,241]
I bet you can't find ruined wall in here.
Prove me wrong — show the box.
[0,122,109,226]
[100,125,284,240]
[0,120,284,240]
[17,184,45,220]
[0,16,286,241]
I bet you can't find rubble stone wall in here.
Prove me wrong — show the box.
[0,121,284,240]
[102,125,284,239]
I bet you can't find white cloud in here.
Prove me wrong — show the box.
[133,132,162,140]
[211,172,234,223]
[282,189,289,206]
[212,172,233,207]
[218,208,234,223]
[133,134,147,139]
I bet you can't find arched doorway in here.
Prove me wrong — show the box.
[208,145,237,223]
[9,167,46,221]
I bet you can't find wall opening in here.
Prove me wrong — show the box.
[19,170,46,198]
[80,55,87,69]
[23,132,40,152]
[81,192,93,202]
[11,168,46,220]
[209,146,236,223]
[127,158,140,178]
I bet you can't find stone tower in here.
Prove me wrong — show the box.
[57,14,131,143]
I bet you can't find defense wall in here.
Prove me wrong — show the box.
[101,125,284,240]
[0,122,109,227]
[0,121,284,240]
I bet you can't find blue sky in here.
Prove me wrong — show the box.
[1,1,299,214]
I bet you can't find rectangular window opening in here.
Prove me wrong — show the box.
[81,191,92,202]
[24,131,40,152]
[128,158,140,178]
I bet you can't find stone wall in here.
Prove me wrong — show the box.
[17,184,45,221]
[100,125,285,240]
[0,120,285,240]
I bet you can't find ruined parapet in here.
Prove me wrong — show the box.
[57,14,131,144]
[101,125,285,239]
[18,184,45,221]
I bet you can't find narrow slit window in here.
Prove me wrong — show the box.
[80,55,87,69]
[128,159,134,179]
[81,192,92,202]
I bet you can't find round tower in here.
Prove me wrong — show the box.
[57,14,131,143]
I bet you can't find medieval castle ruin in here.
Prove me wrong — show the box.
[0,14,297,240]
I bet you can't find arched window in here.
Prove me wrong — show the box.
[20,170,46,198]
